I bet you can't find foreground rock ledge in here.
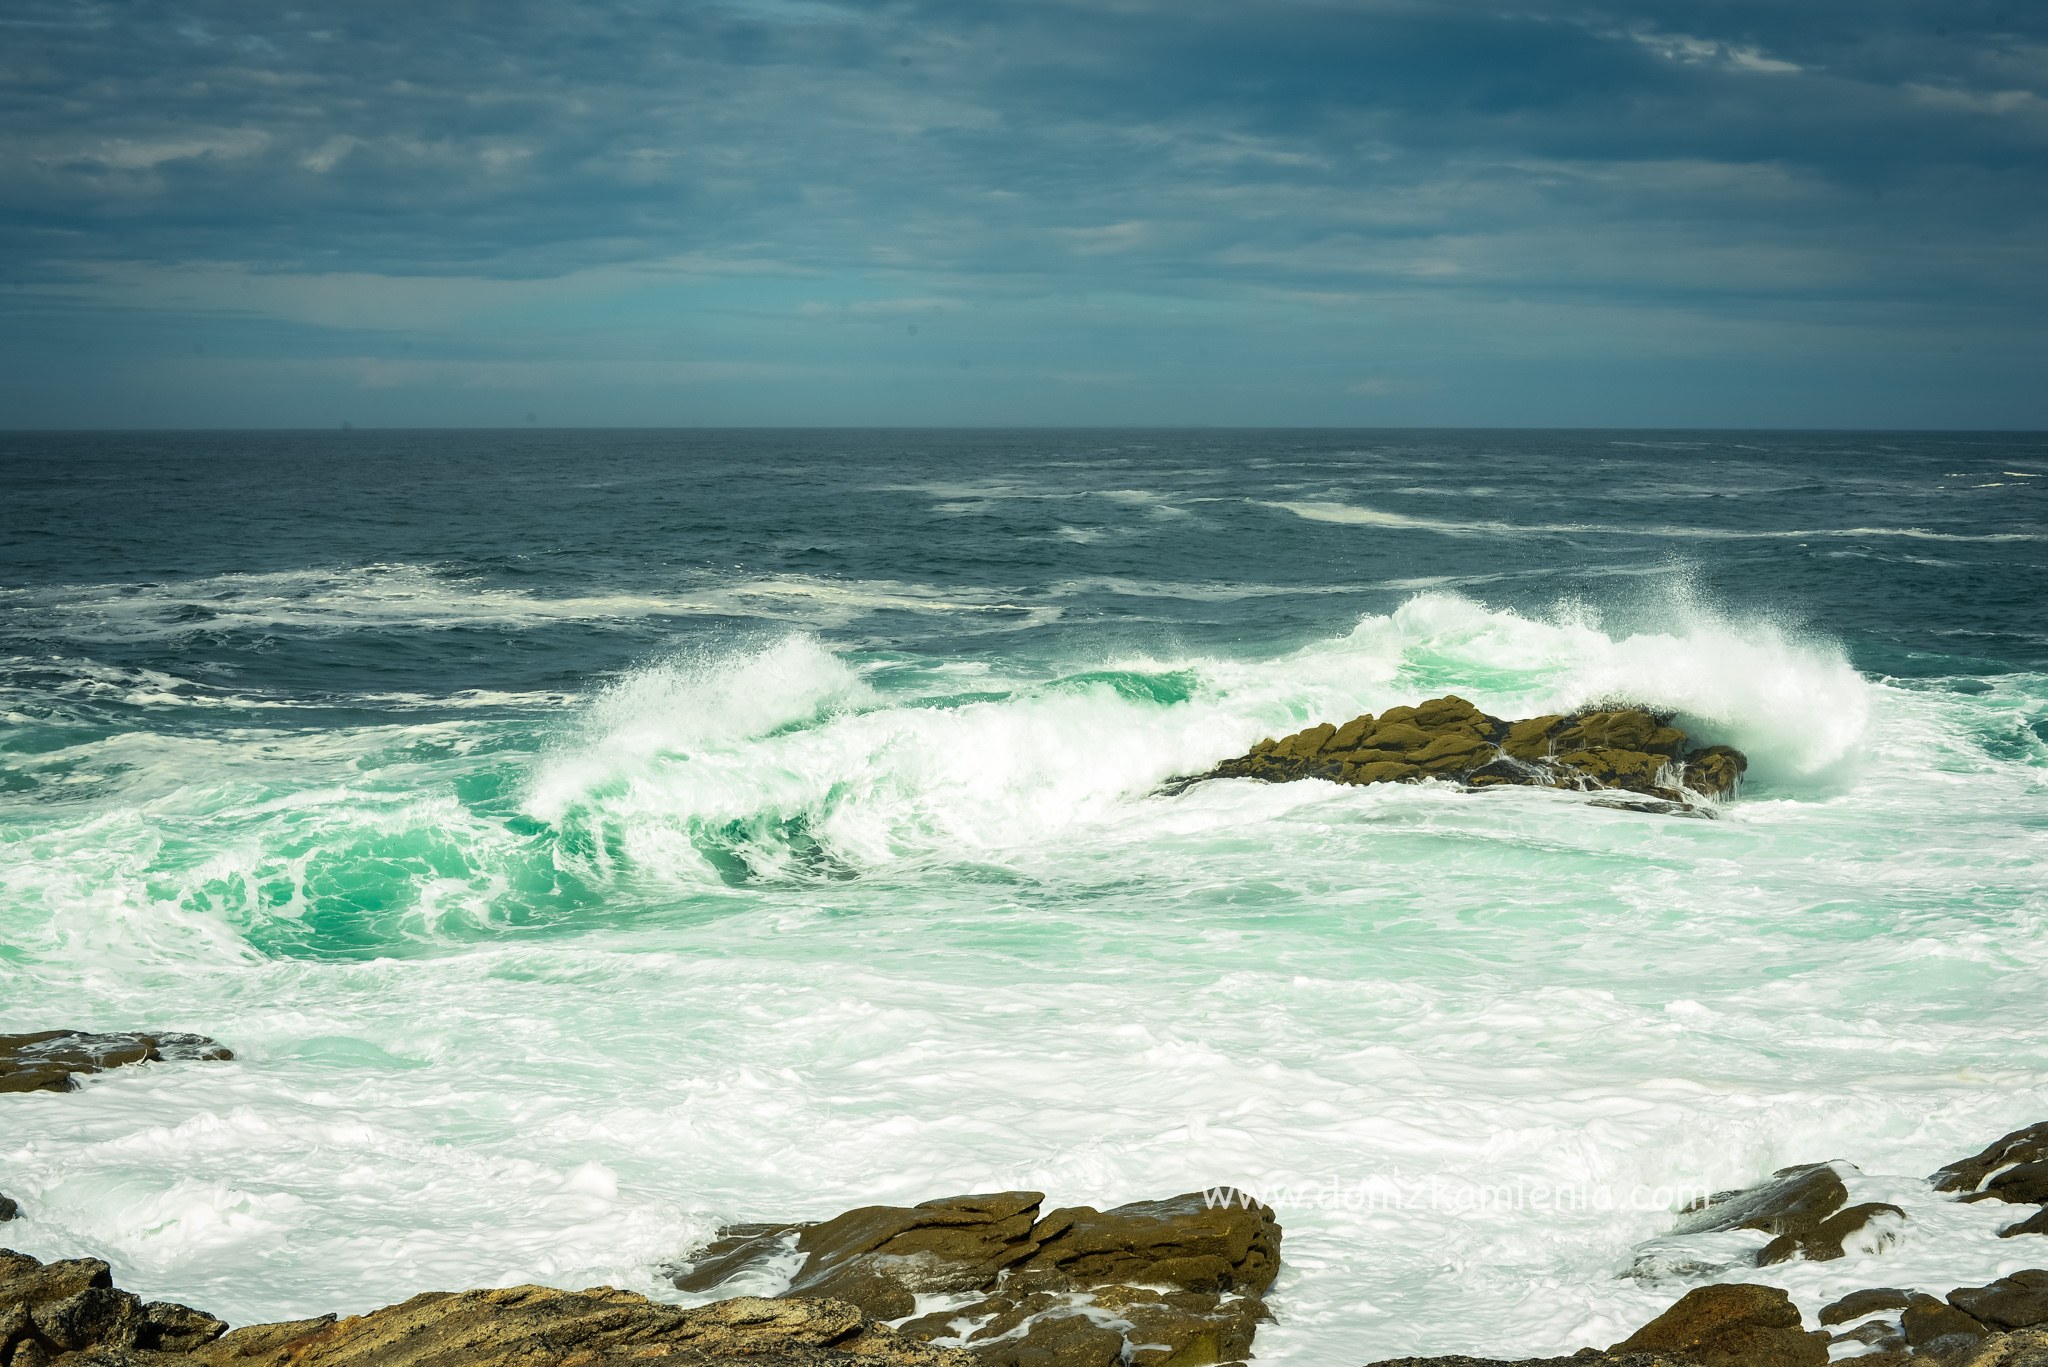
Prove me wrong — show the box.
[0,1251,964,1367]
[1168,696,1746,809]
[670,1188,1281,1367]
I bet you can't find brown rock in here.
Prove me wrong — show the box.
[1609,1283,1828,1366]
[1902,1293,1991,1355]
[2003,1209,2048,1239]
[671,1190,1278,1367]
[1932,1123,2048,1195]
[1667,1162,1897,1265]
[1972,1163,2048,1208]
[1169,697,1743,810]
[1017,1190,1279,1297]
[1820,1288,1914,1325]
[0,1033,232,1095]
[1951,1272,2048,1331]
[138,1303,228,1353]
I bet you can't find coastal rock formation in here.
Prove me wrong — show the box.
[0,1196,17,1224]
[0,1250,967,1367]
[0,1032,233,1095]
[1932,1123,2048,1239]
[671,1189,1281,1367]
[1670,1162,1903,1266]
[1171,696,1745,808]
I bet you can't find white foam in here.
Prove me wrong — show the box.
[3,594,2044,1365]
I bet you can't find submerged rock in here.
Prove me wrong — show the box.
[0,1250,963,1367]
[1170,696,1745,808]
[0,1032,232,1095]
[672,1188,1281,1367]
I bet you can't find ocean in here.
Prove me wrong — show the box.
[2,428,2045,1361]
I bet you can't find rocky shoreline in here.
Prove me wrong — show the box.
[1167,696,1746,812]
[8,1031,2048,1366]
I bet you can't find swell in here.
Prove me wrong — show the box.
[0,591,2008,967]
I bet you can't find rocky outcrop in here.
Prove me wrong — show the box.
[0,1033,232,1095]
[671,1189,1281,1367]
[0,1250,967,1367]
[1670,1162,1903,1266]
[1932,1123,2048,1239]
[1170,696,1745,809]
[1629,1161,1905,1283]
[1609,1284,1828,1367]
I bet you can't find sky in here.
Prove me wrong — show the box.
[2,0,2045,428]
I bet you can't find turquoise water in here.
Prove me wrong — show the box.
[1,430,2046,1360]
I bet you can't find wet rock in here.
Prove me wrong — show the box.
[1931,1122,2048,1245]
[1657,1161,1902,1266]
[1018,1191,1280,1295]
[1951,1272,2048,1332]
[1970,1163,2048,1208]
[1171,696,1745,808]
[1902,1293,1992,1356]
[674,1189,1279,1367]
[2,1249,965,1367]
[671,1223,807,1295]
[1608,1283,1829,1366]
[1821,1288,1915,1325]
[2003,1209,2048,1239]
[0,1197,17,1224]
[1931,1123,2048,1195]
[790,1192,1045,1317]
[0,1033,232,1095]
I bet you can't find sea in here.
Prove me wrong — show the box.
[2,428,2045,1362]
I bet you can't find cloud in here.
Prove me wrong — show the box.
[0,0,2044,424]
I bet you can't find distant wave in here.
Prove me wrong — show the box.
[1265,500,2045,543]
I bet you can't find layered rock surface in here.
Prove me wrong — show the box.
[671,1189,1281,1367]
[1171,696,1745,808]
[0,1250,967,1367]
[0,1033,232,1095]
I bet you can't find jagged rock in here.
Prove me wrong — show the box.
[1659,1161,1902,1265]
[673,1189,1279,1367]
[1170,696,1745,807]
[1931,1122,2048,1242]
[1608,1283,1829,1366]
[2,1250,963,1367]
[1933,1124,2048,1194]
[0,1033,232,1095]
[787,1192,1044,1318]
[1951,1272,2048,1332]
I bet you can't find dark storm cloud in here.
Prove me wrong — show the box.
[2,0,2045,424]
